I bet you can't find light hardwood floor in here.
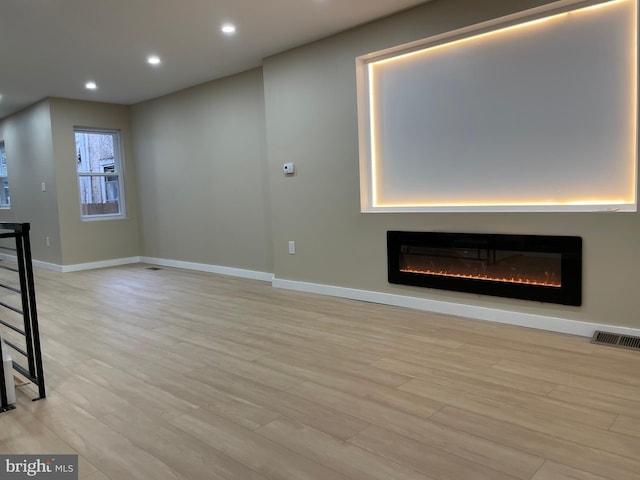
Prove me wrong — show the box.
[1,264,639,480]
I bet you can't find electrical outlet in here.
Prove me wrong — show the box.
[288,241,295,254]
[45,236,50,247]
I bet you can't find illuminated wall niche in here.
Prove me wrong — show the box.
[356,0,638,212]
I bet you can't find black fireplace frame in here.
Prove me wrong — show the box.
[387,231,582,306]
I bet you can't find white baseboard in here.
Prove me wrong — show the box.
[0,252,15,265]
[272,278,640,338]
[0,254,142,272]
[61,256,142,273]
[32,259,64,272]
[9,249,638,338]
[0,253,65,272]
[6,252,272,281]
[141,257,274,282]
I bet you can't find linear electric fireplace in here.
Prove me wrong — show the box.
[387,232,582,306]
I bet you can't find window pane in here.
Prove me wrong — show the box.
[0,150,7,176]
[0,177,9,207]
[79,175,121,216]
[75,131,116,174]
[0,143,10,207]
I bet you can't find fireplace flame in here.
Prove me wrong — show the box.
[400,268,561,288]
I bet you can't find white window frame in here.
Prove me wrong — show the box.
[74,128,126,221]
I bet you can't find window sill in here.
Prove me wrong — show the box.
[81,214,127,222]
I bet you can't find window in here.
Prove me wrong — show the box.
[0,142,10,208]
[74,129,125,219]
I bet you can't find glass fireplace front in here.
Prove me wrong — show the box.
[387,232,582,306]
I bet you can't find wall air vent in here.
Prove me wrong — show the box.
[591,331,640,352]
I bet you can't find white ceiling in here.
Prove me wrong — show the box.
[0,0,430,119]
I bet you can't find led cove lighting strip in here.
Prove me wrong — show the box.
[363,0,637,211]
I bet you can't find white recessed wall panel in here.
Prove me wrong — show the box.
[357,0,638,212]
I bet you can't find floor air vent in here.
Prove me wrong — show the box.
[592,331,640,351]
[146,267,163,271]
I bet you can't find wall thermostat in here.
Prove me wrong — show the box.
[283,162,295,175]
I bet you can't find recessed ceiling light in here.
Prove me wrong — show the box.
[221,23,236,34]
[147,55,161,65]
[85,81,97,90]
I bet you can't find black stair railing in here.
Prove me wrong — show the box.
[0,222,45,412]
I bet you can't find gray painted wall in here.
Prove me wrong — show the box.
[262,0,640,329]
[0,100,62,264]
[131,68,272,273]
[48,98,141,265]
[0,98,140,266]
[1,0,638,330]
